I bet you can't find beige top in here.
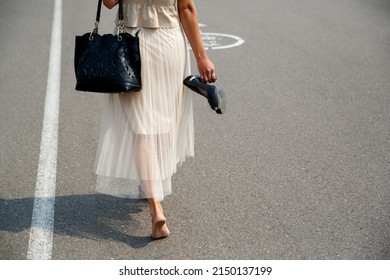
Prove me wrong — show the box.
[123,0,179,28]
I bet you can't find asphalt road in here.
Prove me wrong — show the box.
[0,0,389,260]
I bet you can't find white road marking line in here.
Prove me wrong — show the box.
[27,0,62,260]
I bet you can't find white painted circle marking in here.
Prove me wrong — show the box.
[201,32,245,50]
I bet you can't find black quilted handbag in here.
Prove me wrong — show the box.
[74,0,141,93]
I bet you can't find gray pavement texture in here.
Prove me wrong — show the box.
[0,0,389,260]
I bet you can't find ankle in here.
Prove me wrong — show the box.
[147,199,163,216]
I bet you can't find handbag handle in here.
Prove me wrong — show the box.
[90,0,125,39]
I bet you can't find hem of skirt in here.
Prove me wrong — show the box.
[94,153,194,201]
[94,188,172,201]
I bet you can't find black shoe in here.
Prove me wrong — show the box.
[183,75,226,114]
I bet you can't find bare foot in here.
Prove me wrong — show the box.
[151,212,170,240]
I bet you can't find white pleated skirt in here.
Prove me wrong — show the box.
[94,26,194,201]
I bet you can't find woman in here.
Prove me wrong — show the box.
[96,0,217,239]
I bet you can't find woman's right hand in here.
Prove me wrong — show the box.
[197,56,217,83]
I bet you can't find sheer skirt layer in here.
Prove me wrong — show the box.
[94,26,194,201]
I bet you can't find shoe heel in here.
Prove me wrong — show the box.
[214,89,226,114]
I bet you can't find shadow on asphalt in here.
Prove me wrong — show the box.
[0,194,153,249]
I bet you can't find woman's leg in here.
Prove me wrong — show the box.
[147,197,170,239]
[134,135,170,239]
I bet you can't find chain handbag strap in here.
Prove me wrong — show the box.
[90,0,125,40]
